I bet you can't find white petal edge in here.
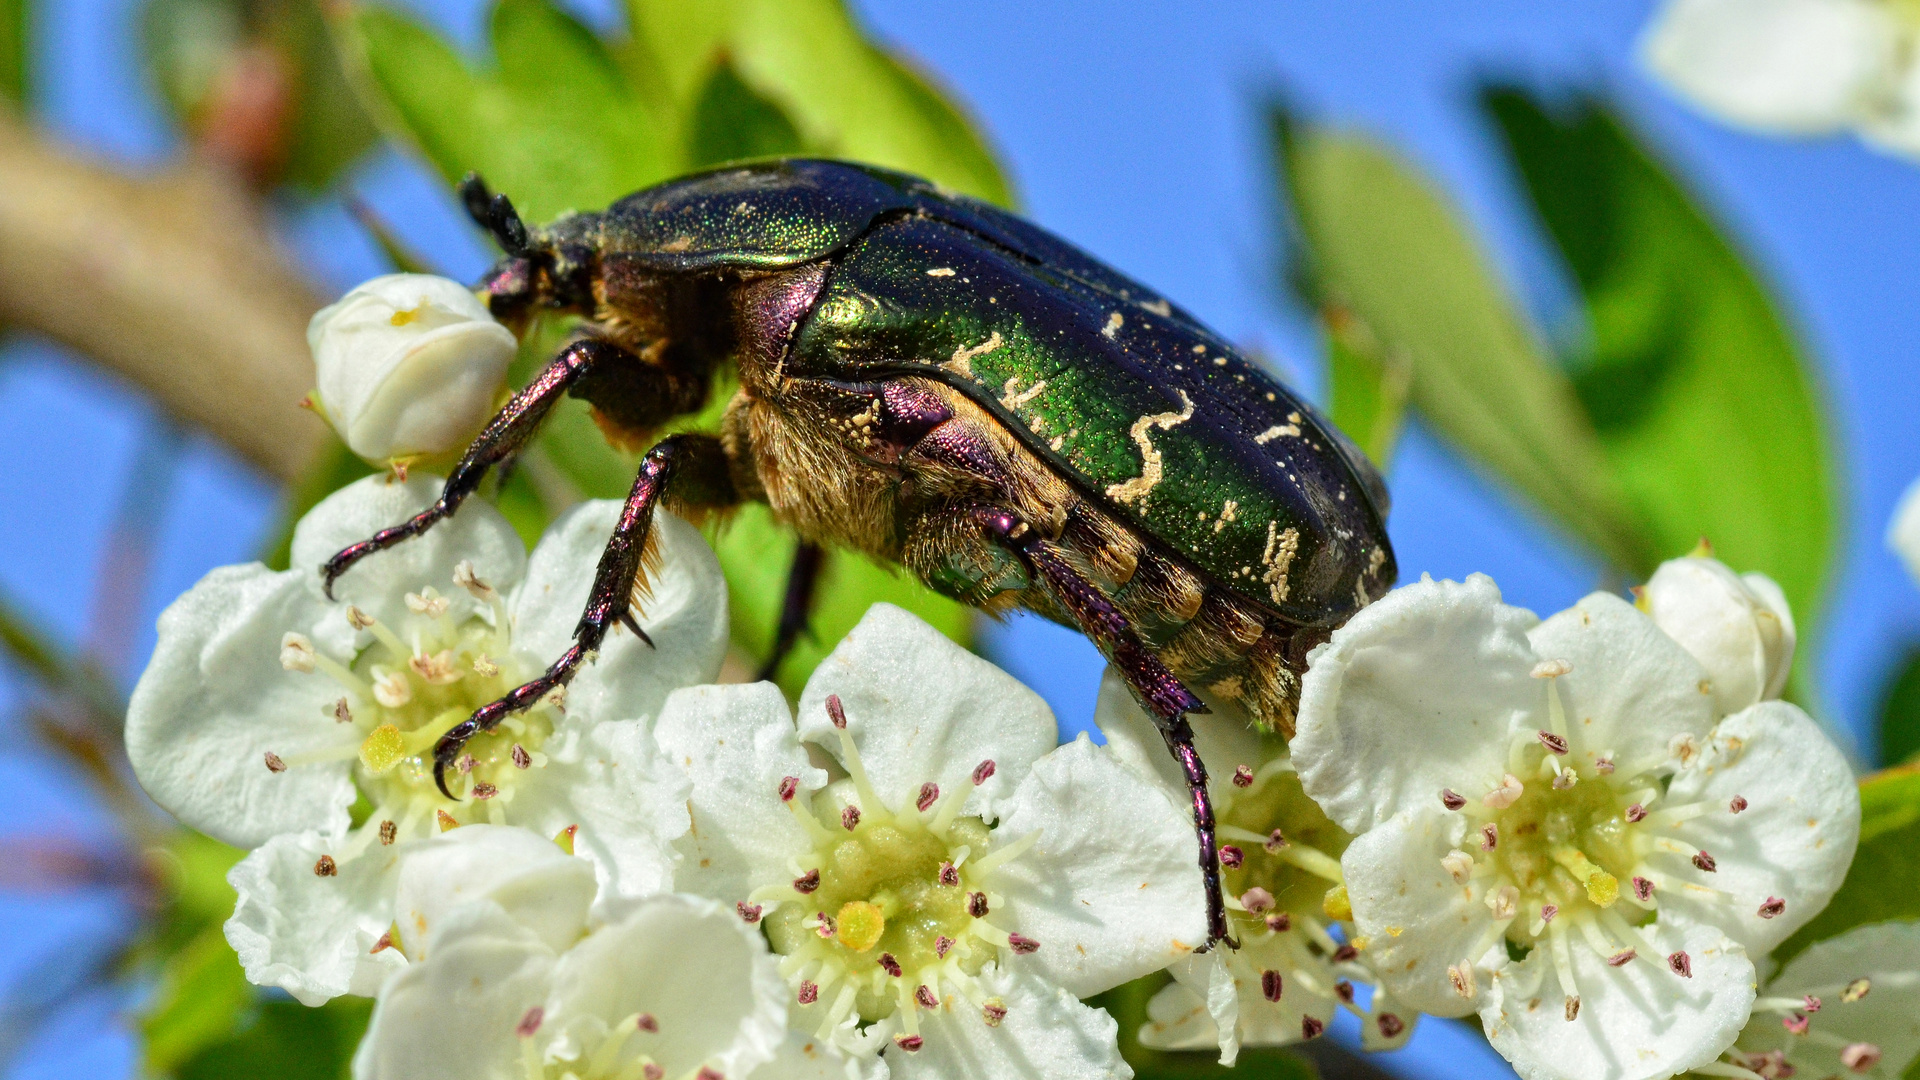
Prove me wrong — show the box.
[1294,574,1543,834]
[653,682,825,904]
[226,830,407,1005]
[1657,701,1860,955]
[1341,807,1502,1018]
[1639,0,1900,133]
[128,564,356,846]
[886,964,1128,1080]
[544,893,788,1080]
[1480,921,1753,1080]
[796,603,1055,823]
[511,504,728,728]
[992,736,1208,997]
[351,901,554,1080]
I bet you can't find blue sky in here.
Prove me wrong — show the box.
[4,0,1920,1075]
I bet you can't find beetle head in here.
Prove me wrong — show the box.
[461,173,596,328]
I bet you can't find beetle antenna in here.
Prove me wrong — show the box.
[457,171,531,257]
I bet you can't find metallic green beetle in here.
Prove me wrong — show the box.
[322,159,1397,952]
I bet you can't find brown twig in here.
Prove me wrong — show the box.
[0,110,325,481]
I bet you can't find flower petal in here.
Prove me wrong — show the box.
[226,830,407,1005]
[512,505,728,727]
[796,603,1055,821]
[495,716,690,908]
[128,564,357,847]
[1888,475,1920,588]
[1526,591,1715,772]
[1091,666,1269,808]
[1639,0,1900,133]
[1341,808,1499,1018]
[1480,922,1753,1080]
[289,473,526,625]
[653,683,825,903]
[991,736,1208,997]
[1737,921,1920,1078]
[1657,701,1860,954]
[1294,575,1542,834]
[1640,556,1795,713]
[545,893,788,1080]
[888,964,1128,1080]
[350,901,554,1080]
[392,824,595,960]
[749,1030,890,1080]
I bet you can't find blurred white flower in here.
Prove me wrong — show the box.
[1291,575,1861,1080]
[1640,0,1920,160]
[656,603,1199,1078]
[354,875,792,1080]
[309,273,517,462]
[1888,476,1920,586]
[1639,550,1796,713]
[126,473,728,1003]
[1719,920,1920,1080]
[1095,669,1413,1065]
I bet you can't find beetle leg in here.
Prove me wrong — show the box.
[322,337,634,597]
[756,541,825,681]
[971,506,1238,953]
[430,432,737,797]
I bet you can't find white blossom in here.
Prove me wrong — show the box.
[1888,476,1920,587]
[1639,0,1920,160]
[1095,669,1413,1065]
[1292,574,1861,1080]
[654,603,1199,1078]
[1714,920,1920,1080]
[126,473,727,1003]
[1639,551,1795,714]
[309,273,517,462]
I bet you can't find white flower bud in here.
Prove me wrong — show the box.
[1641,553,1795,713]
[308,274,516,461]
[1889,475,1920,588]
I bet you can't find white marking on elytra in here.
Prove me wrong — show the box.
[944,331,1004,379]
[1260,521,1300,605]
[1255,424,1300,444]
[1000,376,1048,410]
[1103,311,1124,338]
[1105,390,1195,504]
[926,267,956,277]
[1214,499,1239,533]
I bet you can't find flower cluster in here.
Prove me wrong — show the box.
[125,309,1900,1080]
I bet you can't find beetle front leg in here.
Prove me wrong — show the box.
[971,506,1238,953]
[322,337,636,596]
[430,432,739,796]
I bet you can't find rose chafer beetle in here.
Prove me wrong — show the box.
[323,159,1396,950]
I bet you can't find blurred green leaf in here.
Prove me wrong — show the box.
[1776,766,1920,964]
[1480,86,1836,627]
[627,0,1012,204]
[1089,972,1320,1080]
[345,0,671,222]
[174,997,372,1080]
[1323,307,1409,469]
[140,832,247,1076]
[684,53,804,170]
[1879,645,1920,766]
[1271,106,1652,572]
[278,0,380,191]
[0,0,25,105]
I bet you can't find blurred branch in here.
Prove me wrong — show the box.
[0,110,324,480]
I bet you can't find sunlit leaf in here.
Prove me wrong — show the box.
[684,53,804,170]
[0,0,26,104]
[1323,306,1409,469]
[1271,106,1652,572]
[1776,766,1920,965]
[344,0,671,222]
[1480,86,1836,627]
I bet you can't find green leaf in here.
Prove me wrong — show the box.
[174,997,372,1080]
[1479,86,1837,627]
[258,433,379,571]
[1776,766,1920,965]
[1879,645,1920,766]
[0,0,26,104]
[277,0,381,192]
[1270,105,1652,573]
[683,53,804,170]
[139,832,248,1076]
[1088,972,1320,1080]
[727,0,1012,205]
[1323,307,1409,469]
[344,0,671,222]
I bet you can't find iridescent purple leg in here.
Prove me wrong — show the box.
[973,507,1237,952]
[430,433,736,796]
[321,338,635,597]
